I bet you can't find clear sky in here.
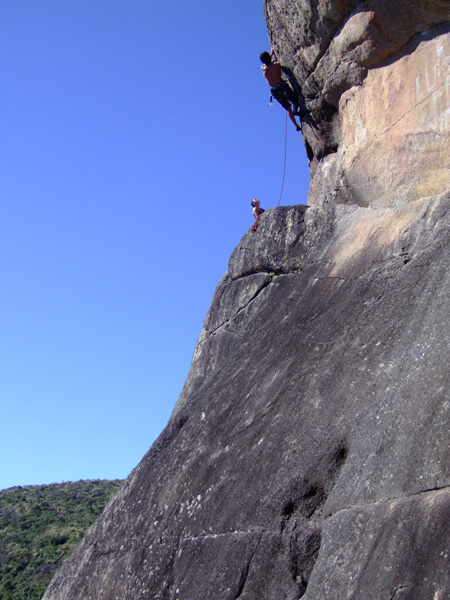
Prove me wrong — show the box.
[0,0,310,491]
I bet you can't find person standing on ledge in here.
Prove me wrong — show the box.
[260,49,301,131]
[251,198,265,231]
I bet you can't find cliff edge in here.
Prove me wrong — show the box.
[43,3,450,599]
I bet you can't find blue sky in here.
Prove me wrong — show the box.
[0,0,310,490]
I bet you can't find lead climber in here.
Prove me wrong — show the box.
[260,49,301,131]
[251,198,265,232]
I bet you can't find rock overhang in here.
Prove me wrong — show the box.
[264,1,450,208]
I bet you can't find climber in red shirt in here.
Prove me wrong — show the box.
[260,49,301,131]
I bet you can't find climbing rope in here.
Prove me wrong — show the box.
[251,114,287,233]
[277,111,288,206]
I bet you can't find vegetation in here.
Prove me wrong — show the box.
[0,479,122,600]
[267,257,305,282]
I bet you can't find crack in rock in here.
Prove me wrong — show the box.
[375,79,449,139]
[223,327,245,339]
[201,278,271,342]
[327,483,450,521]
[390,583,412,599]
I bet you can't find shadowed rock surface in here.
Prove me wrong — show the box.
[43,3,450,599]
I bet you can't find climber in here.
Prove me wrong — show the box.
[251,198,265,232]
[260,49,301,131]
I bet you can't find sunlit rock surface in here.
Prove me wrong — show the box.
[308,24,450,208]
[265,0,450,193]
[43,2,450,599]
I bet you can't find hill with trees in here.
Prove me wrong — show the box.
[0,480,122,599]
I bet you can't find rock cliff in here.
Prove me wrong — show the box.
[43,2,450,599]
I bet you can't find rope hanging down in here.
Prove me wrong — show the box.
[277,111,288,206]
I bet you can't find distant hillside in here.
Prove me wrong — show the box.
[0,479,122,600]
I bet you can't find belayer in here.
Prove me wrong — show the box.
[260,49,301,131]
[250,198,265,232]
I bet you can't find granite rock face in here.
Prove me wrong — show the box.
[264,0,450,207]
[43,199,450,600]
[43,3,450,600]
